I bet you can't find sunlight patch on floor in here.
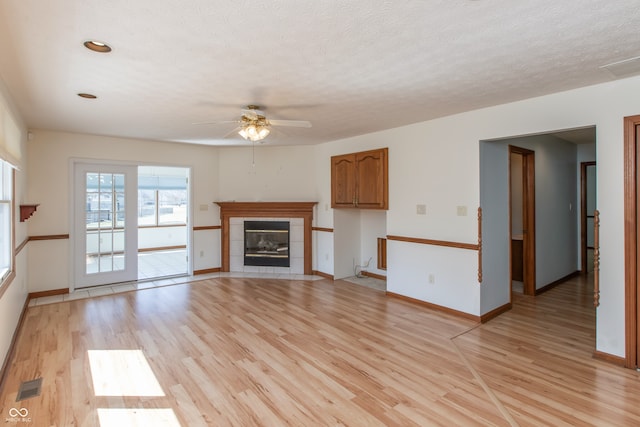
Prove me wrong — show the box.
[97,408,180,427]
[88,350,165,397]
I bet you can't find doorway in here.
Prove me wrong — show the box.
[510,146,536,296]
[137,166,189,280]
[73,163,190,289]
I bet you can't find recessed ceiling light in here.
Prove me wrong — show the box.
[78,93,97,99]
[84,40,112,53]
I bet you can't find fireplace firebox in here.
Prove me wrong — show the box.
[244,221,290,267]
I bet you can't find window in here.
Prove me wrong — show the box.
[137,189,187,226]
[137,167,187,227]
[0,159,13,284]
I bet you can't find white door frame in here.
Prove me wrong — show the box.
[71,161,138,290]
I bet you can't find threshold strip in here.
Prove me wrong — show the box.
[450,328,520,427]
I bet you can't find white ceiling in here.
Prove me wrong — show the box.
[0,0,638,147]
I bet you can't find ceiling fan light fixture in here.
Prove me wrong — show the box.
[238,121,271,142]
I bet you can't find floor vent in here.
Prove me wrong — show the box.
[16,378,42,401]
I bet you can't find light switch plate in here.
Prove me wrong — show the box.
[416,204,426,215]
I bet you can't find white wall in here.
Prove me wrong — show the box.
[312,75,640,358]
[360,210,387,277]
[217,145,317,202]
[26,130,220,292]
[139,226,186,249]
[0,76,28,376]
[333,209,361,279]
[313,229,334,275]
[479,141,510,314]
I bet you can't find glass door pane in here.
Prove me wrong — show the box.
[75,163,137,288]
[85,172,125,274]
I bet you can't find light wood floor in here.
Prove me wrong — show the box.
[1,274,639,426]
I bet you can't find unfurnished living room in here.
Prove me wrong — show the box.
[2,1,640,426]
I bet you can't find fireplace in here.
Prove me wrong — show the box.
[216,202,317,274]
[244,221,290,267]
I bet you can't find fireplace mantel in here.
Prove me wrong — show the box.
[215,202,317,274]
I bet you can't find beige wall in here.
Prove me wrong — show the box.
[216,144,317,202]
[26,130,220,291]
[0,77,28,374]
[25,131,320,291]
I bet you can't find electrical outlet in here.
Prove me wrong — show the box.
[416,204,426,215]
[457,206,468,216]
[428,274,435,284]
[200,250,204,257]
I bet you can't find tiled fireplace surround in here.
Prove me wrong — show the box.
[216,202,316,275]
[230,217,303,273]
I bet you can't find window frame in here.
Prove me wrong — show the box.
[137,189,187,228]
[0,163,16,298]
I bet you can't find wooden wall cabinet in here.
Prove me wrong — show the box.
[331,147,388,209]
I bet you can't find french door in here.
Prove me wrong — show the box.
[73,163,138,288]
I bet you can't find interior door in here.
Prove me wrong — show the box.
[74,163,138,288]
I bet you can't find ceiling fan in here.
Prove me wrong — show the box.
[194,105,312,142]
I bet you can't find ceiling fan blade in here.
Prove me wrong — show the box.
[268,119,312,128]
[223,126,242,138]
[192,120,239,125]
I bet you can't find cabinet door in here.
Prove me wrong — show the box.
[355,148,388,209]
[331,153,357,208]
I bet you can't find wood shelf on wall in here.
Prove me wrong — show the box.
[20,204,39,222]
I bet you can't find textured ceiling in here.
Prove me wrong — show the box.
[0,0,638,147]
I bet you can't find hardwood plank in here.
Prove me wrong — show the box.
[1,274,640,425]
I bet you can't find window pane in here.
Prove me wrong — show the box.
[0,161,12,280]
[99,191,112,228]
[0,203,9,277]
[114,174,125,191]
[116,192,125,228]
[86,173,99,193]
[158,190,187,225]
[101,173,113,189]
[138,189,155,225]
